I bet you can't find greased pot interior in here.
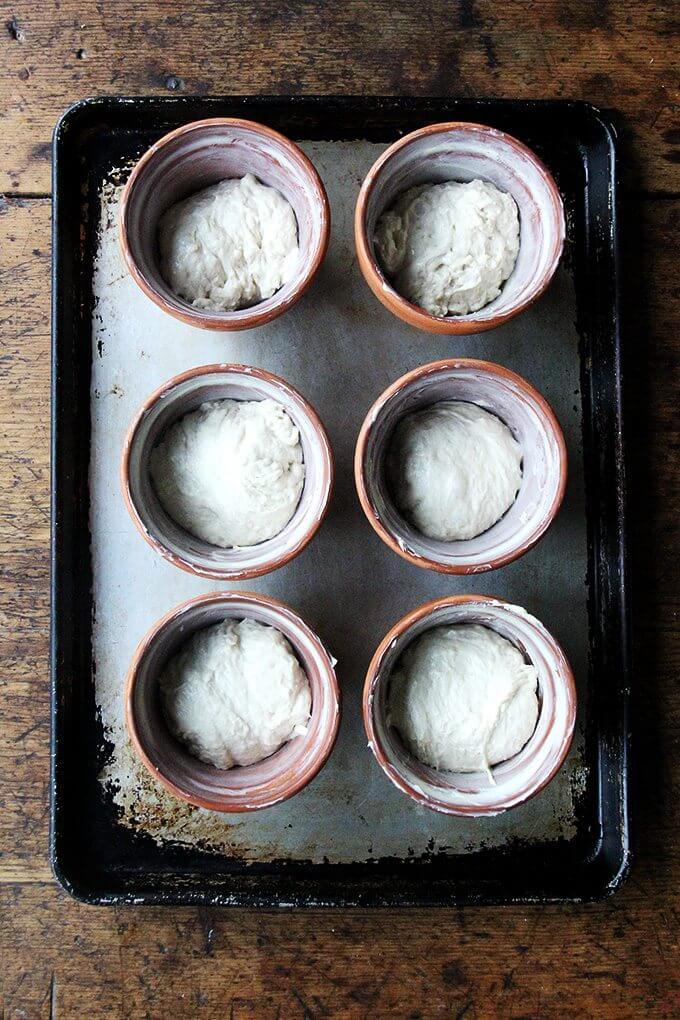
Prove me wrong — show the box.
[355,359,567,573]
[363,596,576,816]
[126,592,340,812]
[355,122,565,334]
[120,118,330,330]
[122,365,334,580]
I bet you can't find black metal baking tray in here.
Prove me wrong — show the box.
[51,96,630,906]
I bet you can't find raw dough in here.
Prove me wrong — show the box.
[160,618,311,770]
[150,397,304,548]
[158,173,299,311]
[387,400,522,541]
[388,624,539,774]
[374,179,520,316]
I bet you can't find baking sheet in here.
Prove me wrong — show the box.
[91,140,588,864]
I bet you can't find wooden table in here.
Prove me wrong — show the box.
[1,2,678,1015]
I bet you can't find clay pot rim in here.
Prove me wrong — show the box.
[121,363,334,580]
[362,594,577,816]
[354,121,565,336]
[125,590,341,813]
[119,117,330,331]
[353,357,568,574]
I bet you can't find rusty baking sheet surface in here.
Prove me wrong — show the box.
[91,142,587,861]
[51,98,629,905]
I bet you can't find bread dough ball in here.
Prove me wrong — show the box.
[158,173,299,311]
[388,400,522,541]
[160,618,311,770]
[388,624,539,773]
[374,179,519,316]
[150,397,304,548]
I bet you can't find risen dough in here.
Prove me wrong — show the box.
[388,624,539,774]
[158,173,299,311]
[150,397,304,548]
[388,401,522,541]
[374,179,519,316]
[160,618,311,770]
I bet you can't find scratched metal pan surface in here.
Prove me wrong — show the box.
[50,97,630,906]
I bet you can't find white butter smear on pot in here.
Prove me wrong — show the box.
[158,173,299,311]
[150,397,304,548]
[388,400,522,542]
[374,178,519,316]
[387,624,539,775]
[160,618,311,770]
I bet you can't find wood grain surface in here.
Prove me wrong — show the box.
[0,1,678,1016]
[1,0,679,195]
